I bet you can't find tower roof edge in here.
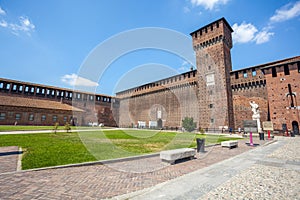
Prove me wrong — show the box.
[190,17,233,36]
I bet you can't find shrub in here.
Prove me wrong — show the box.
[182,117,196,132]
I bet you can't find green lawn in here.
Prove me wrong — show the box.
[0,129,242,170]
[0,125,111,132]
[0,132,96,169]
[0,125,70,131]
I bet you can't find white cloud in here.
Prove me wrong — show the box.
[232,22,258,43]
[178,61,193,72]
[254,31,274,44]
[183,6,191,13]
[61,74,99,87]
[0,6,6,15]
[0,19,7,27]
[270,1,300,23]
[232,22,274,44]
[190,0,229,10]
[0,11,35,36]
[10,16,35,33]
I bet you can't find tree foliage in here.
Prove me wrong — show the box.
[182,117,196,132]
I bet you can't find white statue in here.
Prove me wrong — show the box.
[249,101,262,132]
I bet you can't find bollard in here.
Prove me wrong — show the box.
[268,130,271,140]
[196,138,205,153]
[249,132,253,146]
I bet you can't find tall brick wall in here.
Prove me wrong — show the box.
[116,71,198,128]
[263,59,300,132]
[230,67,268,129]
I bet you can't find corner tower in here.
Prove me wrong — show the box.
[190,17,234,130]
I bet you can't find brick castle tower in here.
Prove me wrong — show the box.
[190,17,234,130]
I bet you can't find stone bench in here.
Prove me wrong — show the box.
[160,148,195,164]
[221,140,238,149]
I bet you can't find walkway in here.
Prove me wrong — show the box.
[0,146,21,174]
[115,136,300,199]
[0,137,299,199]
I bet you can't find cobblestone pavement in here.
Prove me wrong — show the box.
[0,146,20,174]
[0,137,267,199]
[118,136,300,200]
[201,137,300,200]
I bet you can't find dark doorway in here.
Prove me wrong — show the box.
[157,119,162,129]
[292,121,299,135]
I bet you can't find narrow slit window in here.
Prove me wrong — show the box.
[272,67,277,77]
[284,65,290,75]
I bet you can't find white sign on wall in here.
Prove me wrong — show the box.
[149,121,157,128]
[138,121,146,128]
[157,110,162,119]
[206,74,215,86]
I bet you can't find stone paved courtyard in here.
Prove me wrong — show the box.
[1,137,299,199]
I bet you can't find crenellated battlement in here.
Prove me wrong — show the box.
[116,70,197,99]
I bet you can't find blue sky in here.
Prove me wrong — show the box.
[0,0,300,95]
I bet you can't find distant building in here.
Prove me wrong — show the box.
[0,78,116,126]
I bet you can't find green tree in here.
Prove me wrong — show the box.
[182,117,196,132]
[64,122,71,133]
[53,122,59,134]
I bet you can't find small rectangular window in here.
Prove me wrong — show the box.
[284,64,290,75]
[209,104,214,108]
[19,85,23,92]
[0,113,6,120]
[272,67,277,77]
[12,85,17,91]
[30,87,35,93]
[243,71,248,78]
[28,114,34,121]
[15,113,21,120]
[64,116,68,122]
[235,72,239,79]
[6,83,10,90]
[41,115,46,121]
[252,69,256,77]
[0,82,3,89]
[210,118,214,123]
[53,115,57,122]
[25,86,29,92]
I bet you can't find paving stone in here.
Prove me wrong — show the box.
[0,139,265,199]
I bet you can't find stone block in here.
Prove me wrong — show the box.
[160,148,195,164]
